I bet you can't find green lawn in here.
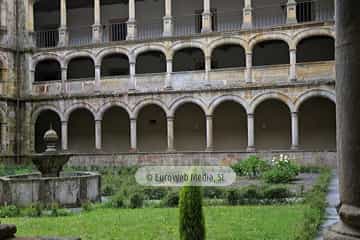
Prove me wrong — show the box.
[3,205,306,240]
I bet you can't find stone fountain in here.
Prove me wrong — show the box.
[0,127,101,207]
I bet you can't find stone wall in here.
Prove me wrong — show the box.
[67,150,337,168]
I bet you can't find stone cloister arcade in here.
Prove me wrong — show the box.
[31,89,336,154]
[32,32,335,85]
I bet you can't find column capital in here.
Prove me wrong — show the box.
[163,16,173,21]
[167,116,174,121]
[287,0,297,6]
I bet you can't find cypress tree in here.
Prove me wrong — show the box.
[179,185,205,240]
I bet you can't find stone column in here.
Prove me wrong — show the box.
[165,59,173,89]
[129,61,136,91]
[61,67,67,94]
[127,0,137,40]
[206,115,214,151]
[242,0,253,29]
[245,52,253,83]
[1,123,7,153]
[0,1,7,30]
[286,0,297,24]
[291,112,299,150]
[95,65,101,92]
[130,118,137,152]
[289,49,297,81]
[247,113,255,151]
[324,1,360,239]
[58,0,68,47]
[202,0,212,33]
[61,121,68,151]
[163,0,173,37]
[95,120,102,150]
[30,70,35,93]
[92,0,102,43]
[167,117,175,151]
[205,55,211,86]
[27,0,35,47]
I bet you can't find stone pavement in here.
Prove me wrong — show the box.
[315,172,340,240]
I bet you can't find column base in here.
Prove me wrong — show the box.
[92,24,103,44]
[201,12,212,33]
[58,27,68,47]
[163,16,173,37]
[289,78,297,82]
[287,19,298,25]
[126,20,137,41]
[291,145,299,150]
[129,148,137,153]
[247,146,256,152]
[206,147,214,152]
[324,222,360,240]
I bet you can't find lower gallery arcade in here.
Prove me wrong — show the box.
[33,96,336,154]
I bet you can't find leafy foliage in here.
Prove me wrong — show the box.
[263,155,300,184]
[162,190,180,208]
[295,169,332,240]
[129,192,144,209]
[231,156,270,178]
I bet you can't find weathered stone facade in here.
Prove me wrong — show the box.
[0,0,337,167]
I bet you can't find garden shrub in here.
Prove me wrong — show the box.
[226,189,241,205]
[299,166,321,173]
[179,185,205,240]
[22,203,43,217]
[48,203,72,217]
[129,192,144,209]
[263,185,292,199]
[0,205,20,218]
[203,187,226,199]
[162,191,180,207]
[143,187,168,200]
[111,192,126,208]
[295,168,332,240]
[82,201,94,212]
[240,185,263,199]
[231,156,270,178]
[263,155,300,184]
[102,184,115,196]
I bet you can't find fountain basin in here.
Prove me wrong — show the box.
[0,171,101,207]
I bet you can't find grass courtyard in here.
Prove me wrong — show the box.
[0,160,331,240]
[4,205,306,240]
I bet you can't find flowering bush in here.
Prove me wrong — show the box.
[231,156,270,178]
[263,154,300,184]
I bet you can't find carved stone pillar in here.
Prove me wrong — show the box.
[324,1,360,239]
